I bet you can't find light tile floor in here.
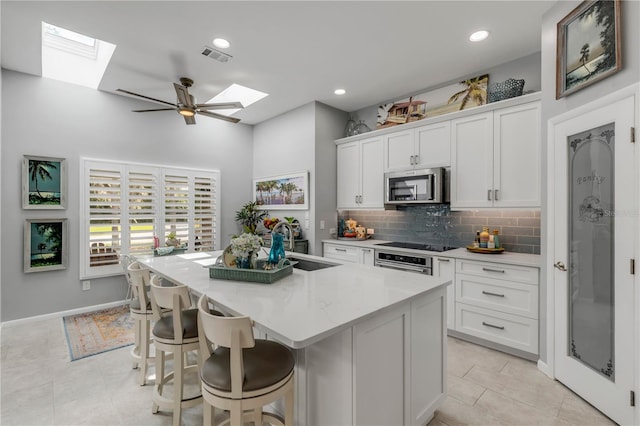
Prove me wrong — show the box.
[1,317,616,426]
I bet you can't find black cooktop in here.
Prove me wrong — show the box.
[375,242,456,252]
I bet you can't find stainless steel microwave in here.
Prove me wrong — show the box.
[384,168,447,205]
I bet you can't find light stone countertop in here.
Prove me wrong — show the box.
[137,251,451,349]
[322,239,541,268]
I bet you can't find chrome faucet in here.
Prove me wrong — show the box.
[271,222,295,251]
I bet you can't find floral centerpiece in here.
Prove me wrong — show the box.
[230,233,263,269]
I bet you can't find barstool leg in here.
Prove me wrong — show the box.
[139,318,150,385]
[132,317,141,369]
[153,350,165,414]
[285,387,294,426]
[173,348,184,426]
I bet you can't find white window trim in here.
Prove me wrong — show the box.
[80,157,220,279]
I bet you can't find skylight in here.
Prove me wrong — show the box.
[206,84,268,116]
[41,22,116,89]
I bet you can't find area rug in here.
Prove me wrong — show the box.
[63,304,134,361]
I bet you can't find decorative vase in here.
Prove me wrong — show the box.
[268,233,286,265]
[352,120,371,135]
[344,116,357,137]
[166,238,180,247]
[236,256,251,269]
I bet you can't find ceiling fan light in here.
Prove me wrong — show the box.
[178,107,195,117]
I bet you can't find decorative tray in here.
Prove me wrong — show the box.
[337,236,371,241]
[208,258,296,284]
[466,246,505,254]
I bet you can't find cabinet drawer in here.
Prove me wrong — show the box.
[456,274,538,319]
[455,303,538,354]
[323,244,359,263]
[456,259,538,285]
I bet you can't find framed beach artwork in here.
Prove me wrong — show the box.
[377,74,489,129]
[22,155,67,209]
[254,171,309,210]
[556,0,622,99]
[24,218,69,273]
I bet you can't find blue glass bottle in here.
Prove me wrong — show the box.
[268,232,286,265]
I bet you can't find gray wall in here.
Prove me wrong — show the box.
[1,69,254,321]
[538,1,640,364]
[252,101,345,255]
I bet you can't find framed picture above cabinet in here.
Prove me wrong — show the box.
[556,0,622,99]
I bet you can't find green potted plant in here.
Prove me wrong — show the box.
[235,201,268,235]
[166,231,180,247]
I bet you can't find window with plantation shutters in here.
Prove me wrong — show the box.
[81,159,220,279]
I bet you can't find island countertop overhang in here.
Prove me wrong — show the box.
[137,251,451,349]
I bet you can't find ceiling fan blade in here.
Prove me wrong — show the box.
[196,101,244,110]
[116,89,177,107]
[132,108,176,112]
[198,110,241,124]
[173,83,193,107]
[183,115,196,125]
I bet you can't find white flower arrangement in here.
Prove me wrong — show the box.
[230,233,263,259]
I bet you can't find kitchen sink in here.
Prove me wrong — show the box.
[288,257,339,271]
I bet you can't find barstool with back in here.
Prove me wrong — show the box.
[149,276,223,426]
[127,261,155,386]
[197,294,295,426]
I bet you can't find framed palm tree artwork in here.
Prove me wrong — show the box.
[376,74,489,129]
[24,218,68,273]
[254,171,308,210]
[556,0,622,99]
[22,155,67,209]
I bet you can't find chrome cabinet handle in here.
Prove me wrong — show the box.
[554,261,567,271]
[414,154,419,165]
[482,321,505,330]
[482,267,505,273]
[494,189,499,201]
[487,189,492,201]
[335,248,347,252]
[482,290,505,298]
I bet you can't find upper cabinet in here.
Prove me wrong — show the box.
[384,121,451,172]
[337,136,384,210]
[450,100,541,209]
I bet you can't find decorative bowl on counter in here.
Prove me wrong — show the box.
[466,246,505,254]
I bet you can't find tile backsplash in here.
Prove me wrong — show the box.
[338,205,540,254]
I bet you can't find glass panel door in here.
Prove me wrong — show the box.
[568,122,615,381]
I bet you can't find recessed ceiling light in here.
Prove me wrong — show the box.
[334,89,346,95]
[469,30,489,42]
[212,38,230,49]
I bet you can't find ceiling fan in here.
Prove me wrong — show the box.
[116,77,243,125]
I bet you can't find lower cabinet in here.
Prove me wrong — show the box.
[454,259,539,355]
[323,242,375,265]
[297,288,446,425]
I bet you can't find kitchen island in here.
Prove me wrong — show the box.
[138,251,450,426]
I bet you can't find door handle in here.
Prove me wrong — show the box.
[554,261,567,271]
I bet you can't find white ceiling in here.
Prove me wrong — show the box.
[1,1,555,125]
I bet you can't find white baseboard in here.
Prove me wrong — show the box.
[1,300,129,329]
[537,359,554,379]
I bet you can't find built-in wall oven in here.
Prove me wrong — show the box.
[374,242,455,275]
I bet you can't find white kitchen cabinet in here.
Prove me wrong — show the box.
[337,136,384,209]
[454,258,539,355]
[433,256,455,330]
[450,101,541,209]
[384,121,450,171]
[323,242,374,265]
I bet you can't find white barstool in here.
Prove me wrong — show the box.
[150,276,223,426]
[127,261,154,386]
[197,294,295,426]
